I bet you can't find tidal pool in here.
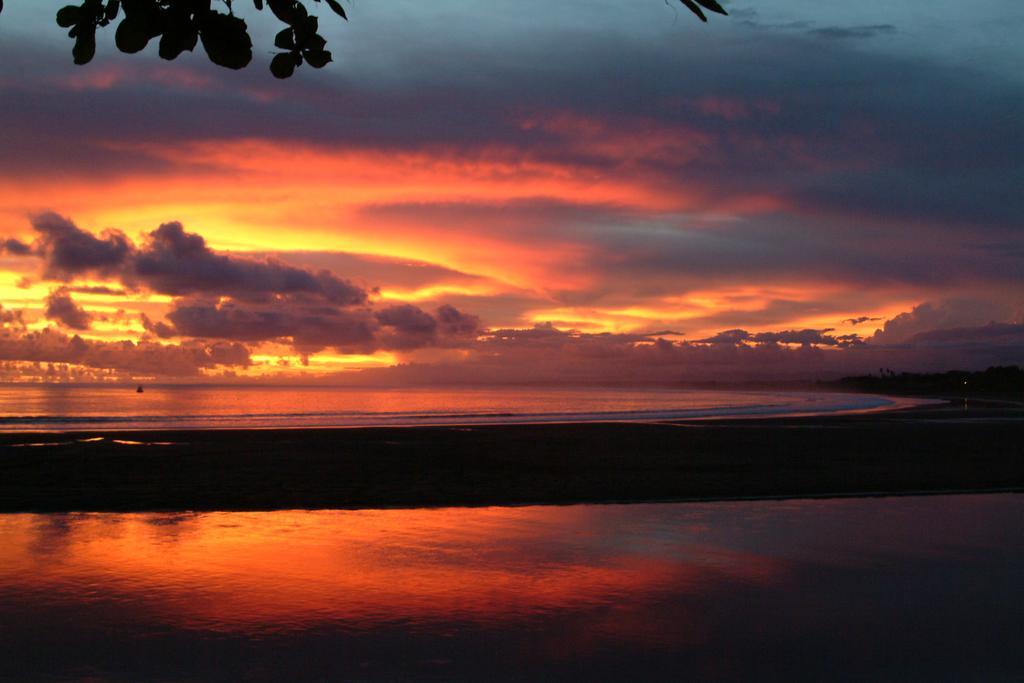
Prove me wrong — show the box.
[1,495,1022,682]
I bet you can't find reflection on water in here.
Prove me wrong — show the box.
[1,496,1022,681]
[0,384,900,430]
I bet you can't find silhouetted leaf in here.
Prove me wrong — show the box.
[121,0,156,18]
[270,51,296,78]
[73,31,96,64]
[324,0,346,20]
[200,11,252,70]
[293,14,317,40]
[680,0,706,22]
[104,0,121,23]
[38,0,721,77]
[274,27,295,49]
[56,6,82,28]
[267,0,298,24]
[304,33,326,51]
[115,15,154,52]
[159,25,198,60]
[0,0,4,17]
[159,7,198,60]
[695,0,727,16]
[304,48,331,68]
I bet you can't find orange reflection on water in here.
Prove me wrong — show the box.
[0,507,781,635]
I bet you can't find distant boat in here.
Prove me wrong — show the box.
[136,385,144,393]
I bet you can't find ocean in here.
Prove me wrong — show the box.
[0,384,912,431]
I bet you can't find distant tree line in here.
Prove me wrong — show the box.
[837,366,1024,398]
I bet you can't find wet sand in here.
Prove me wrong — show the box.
[1,399,1022,512]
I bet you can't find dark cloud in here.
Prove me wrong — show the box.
[382,324,852,383]
[701,329,750,345]
[140,313,177,339]
[0,304,26,329]
[18,213,369,305]
[30,212,132,280]
[698,328,862,348]
[750,329,841,346]
[164,300,480,354]
[0,18,1019,315]
[165,301,377,350]
[437,304,481,337]
[133,222,368,304]
[2,22,1020,245]
[374,304,437,334]
[807,25,896,40]
[351,320,1021,385]
[7,213,483,357]
[870,300,1017,345]
[908,322,1024,347]
[2,238,32,256]
[374,304,439,350]
[0,327,251,376]
[843,316,882,326]
[0,10,1020,381]
[44,289,92,330]
[68,285,127,295]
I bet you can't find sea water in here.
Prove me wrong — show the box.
[0,384,914,431]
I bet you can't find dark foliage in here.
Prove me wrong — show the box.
[837,366,1024,398]
[0,0,726,78]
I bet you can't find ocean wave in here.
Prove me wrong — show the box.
[0,390,905,432]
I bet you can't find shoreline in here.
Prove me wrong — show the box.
[0,391,942,434]
[2,399,1022,513]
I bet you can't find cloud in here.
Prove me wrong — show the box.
[164,301,377,350]
[908,322,1024,347]
[5,213,486,357]
[44,288,92,330]
[13,213,369,305]
[698,328,862,347]
[700,329,751,345]
[0,327,251,376]
[374,304,440,350]
[4,17,1020,243]
[0,10,1021,382]
[131,222,368,304]
[870,300,1019,345]
[355,324,855,384]
[30,212,132,280]
[437,304,481,336]
[2,19,1020,327]
[807,25,896,40]
[350,317,1021,385]
[140,313,177,339]
[843,316,882,326]
[68,285,127,295]
[163,300,480,354]
[0,304,26,329]
[2,238,32,256]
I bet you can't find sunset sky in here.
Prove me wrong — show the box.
[0,0,1021,382]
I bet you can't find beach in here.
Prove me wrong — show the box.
[2,399,1021,512]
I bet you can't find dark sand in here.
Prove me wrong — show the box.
[2,399,1022,512]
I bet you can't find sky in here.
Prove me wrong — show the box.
[0,0,1021,383]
